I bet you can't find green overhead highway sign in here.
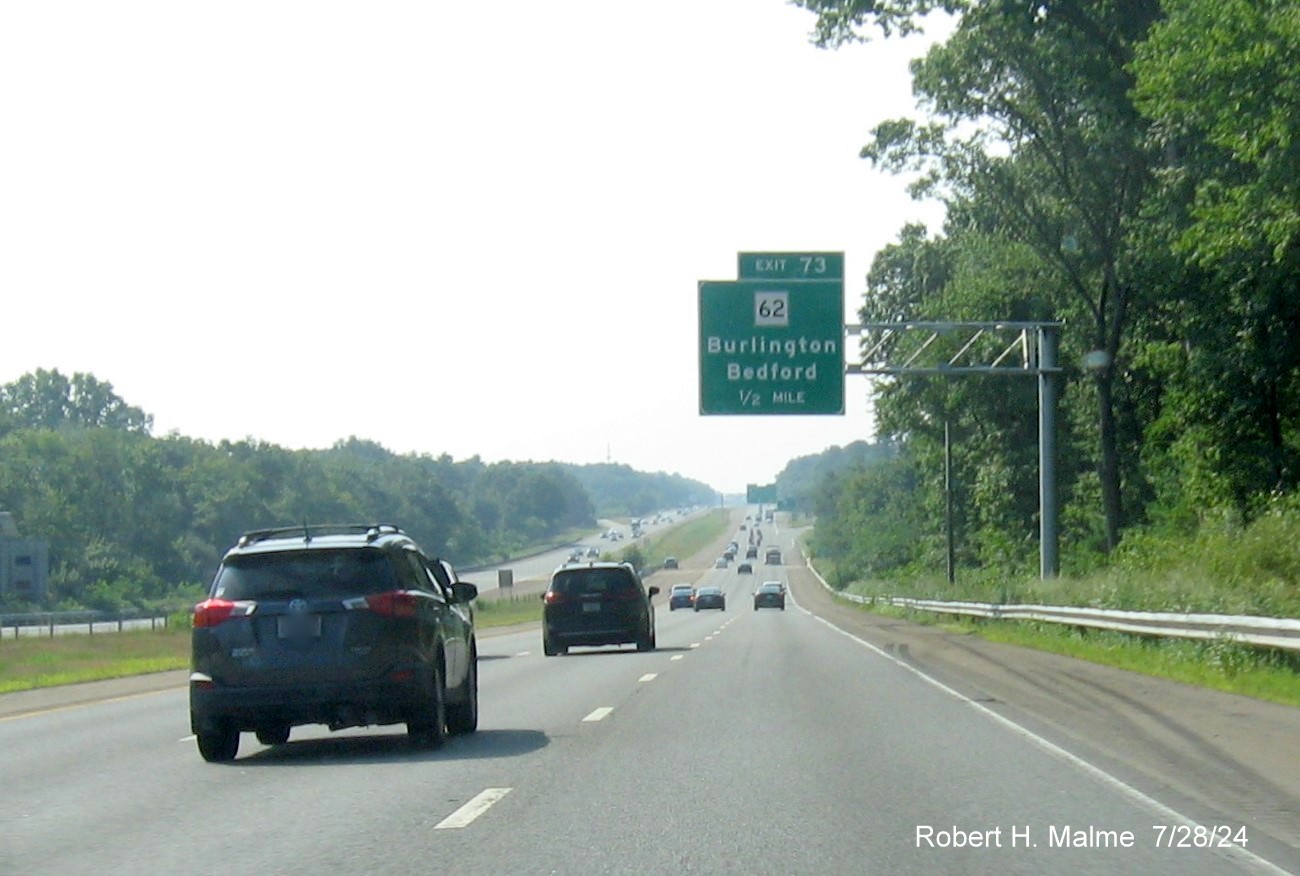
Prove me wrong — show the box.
[698,278,844,416]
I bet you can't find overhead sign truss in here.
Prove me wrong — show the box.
[846,321,1063,376]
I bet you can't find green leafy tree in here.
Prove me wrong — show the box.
[1132,0,1300,264]
[1130,0,1300,510]
[800,0,1165,552]
[1,368,153,434]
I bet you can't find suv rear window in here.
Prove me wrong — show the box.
[213,550,398,600]
[550,568,638,597]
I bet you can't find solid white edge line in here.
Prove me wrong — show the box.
[582,706,614,722]
[434,787,512,830]
[801,569,1289,876]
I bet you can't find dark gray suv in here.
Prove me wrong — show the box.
[189,524,478,761]
[541,562,658,655]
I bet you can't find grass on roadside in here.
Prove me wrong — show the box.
[0,628,190,694]
[848,599,1300,708]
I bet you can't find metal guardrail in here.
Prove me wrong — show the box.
[808,562,1300,652]
[0,610,180,639]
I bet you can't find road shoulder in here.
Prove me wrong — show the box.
[787,564,1300,867]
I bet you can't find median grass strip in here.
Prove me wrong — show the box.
[474,596,542,628]
[0,629,190,694]
[641,509,731,567]
[0,597,547,695]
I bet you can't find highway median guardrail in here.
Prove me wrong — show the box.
[806,561,1300,653]
[0,609,181,639]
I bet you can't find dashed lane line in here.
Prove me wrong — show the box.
[434,788,513,830]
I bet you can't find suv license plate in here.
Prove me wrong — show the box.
[582,602,601,613]
[278,615,322,638]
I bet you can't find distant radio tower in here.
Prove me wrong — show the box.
[606,443,611,463]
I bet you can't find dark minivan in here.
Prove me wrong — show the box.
[189,523,478,762]
[541,562,658,655]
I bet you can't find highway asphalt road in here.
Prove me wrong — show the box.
[1,513,1296,875]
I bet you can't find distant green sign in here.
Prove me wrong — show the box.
[747,483,778,503]
[698,279,844,415]
[738,251,844,281]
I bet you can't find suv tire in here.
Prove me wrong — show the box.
[636,624,655,652]
[197,724,240,763]
[446,649,478,735]
[407,662,447,749]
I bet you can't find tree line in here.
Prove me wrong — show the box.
[0,369,715,612]
[789,1,1299,585]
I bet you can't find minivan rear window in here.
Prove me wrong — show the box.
[213,550,398,600]
[550,569,637,596]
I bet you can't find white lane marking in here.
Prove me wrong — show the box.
[179,735,196,742]
[806,611,1291,876]
[638,673,657,683]
[515,651,530,657]
[670,655,684,661]
[690,643,701,649]
[704,636,713,641]
[582,707,614,722]
[434,787,513,830]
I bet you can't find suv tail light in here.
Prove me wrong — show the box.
[193,598,255,628]
[364,590,419,618]
[543,590,567,605]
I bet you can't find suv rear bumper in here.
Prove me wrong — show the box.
[544,625,640,647]
[189,673,429,733]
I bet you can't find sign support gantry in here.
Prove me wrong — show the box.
[845,322,1062,580]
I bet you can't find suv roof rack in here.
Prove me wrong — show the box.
[236,523,405,547]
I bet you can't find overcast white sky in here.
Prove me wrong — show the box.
[1,1,946,495]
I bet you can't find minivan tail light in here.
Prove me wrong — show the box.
[365,590,419,618]
[193,598,255,628]
[543,590,566,604]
